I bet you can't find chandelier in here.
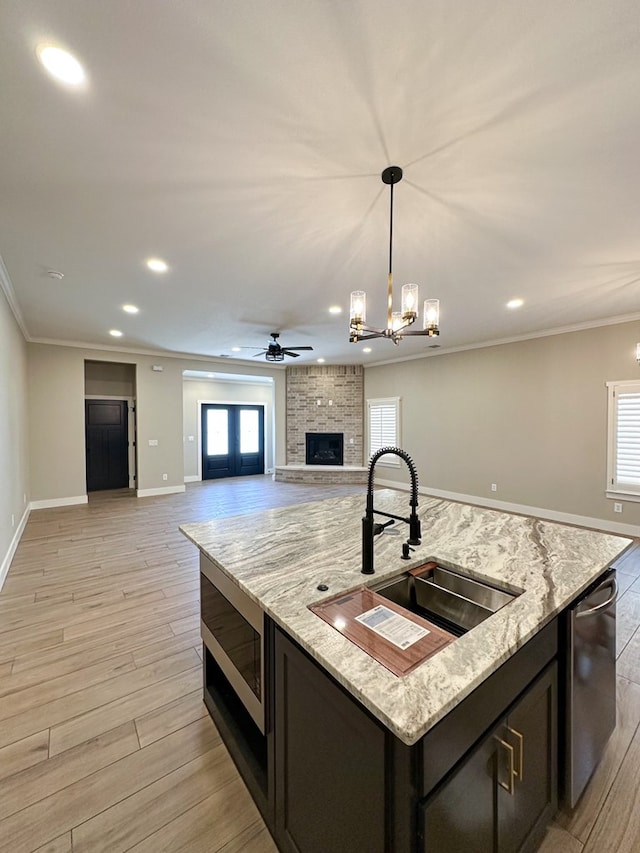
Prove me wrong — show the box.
[349,166,439,345]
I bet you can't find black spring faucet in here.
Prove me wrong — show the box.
[361,446,422,575]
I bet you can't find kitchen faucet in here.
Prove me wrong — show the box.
[361,446,422,574]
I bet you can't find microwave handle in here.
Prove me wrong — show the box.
[575,576,618,619]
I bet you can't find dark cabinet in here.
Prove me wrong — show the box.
[273,628,387,853]
[420,734,496,853]
[420,663,557,853]
[497,664,557,852]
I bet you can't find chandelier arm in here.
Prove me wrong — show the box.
[401,327,440,338]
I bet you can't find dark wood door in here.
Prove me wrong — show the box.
[497,664,557,853]
[201,404,264,480]
[420,734,497,852]
[85,400,129,491]
[274,629,386,853]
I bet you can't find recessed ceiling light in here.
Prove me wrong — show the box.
[109,329,123,338]
[37,45,86,86]
[231,347,241,352]
[363,347,372,353]
[122,304,139,314]
[146,258,168,273]
[329,305,342,315]
[317,358,325,364]
[507,298,524,309]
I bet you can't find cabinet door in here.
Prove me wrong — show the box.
[274,629,386,853]
[497,663,557,853]
[420,734,497,853]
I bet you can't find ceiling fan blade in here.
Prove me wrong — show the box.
[252,351,267,357]
[282,346,313,351]
[282,350,301,357]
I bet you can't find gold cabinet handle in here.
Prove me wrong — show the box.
[506,725,524,782]
[494,736,515,795]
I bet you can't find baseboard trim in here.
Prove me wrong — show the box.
[136,485,186,497]
[374,480,640,538]
[184,475,200,483]
[0,505,31,591]
[30,495,88,510]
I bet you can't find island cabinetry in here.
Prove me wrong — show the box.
[420,663,557,853]
[273,628,387,853]
[273,622,557,853]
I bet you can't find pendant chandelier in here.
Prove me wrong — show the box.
[349,166,439,345]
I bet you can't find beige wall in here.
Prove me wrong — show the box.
[183,379,275,478]
[0,289,29,578]
[85,360,135,397]
[365,320,640,532]
[27,343,286,502]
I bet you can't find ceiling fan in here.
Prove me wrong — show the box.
[247,332,314,362]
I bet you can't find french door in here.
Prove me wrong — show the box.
[201,404,265,479]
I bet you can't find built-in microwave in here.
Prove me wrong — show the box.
[200,554,265,734]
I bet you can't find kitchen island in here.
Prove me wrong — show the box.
[181,490,631,853]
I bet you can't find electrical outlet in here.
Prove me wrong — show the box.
[614,502,623,513]
[149,439,158,446]
[491,483,497,492]
[162,473,168,481]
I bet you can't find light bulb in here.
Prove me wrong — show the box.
[401,283,419,321]
[423,299,440,333]
[350,291,366,323]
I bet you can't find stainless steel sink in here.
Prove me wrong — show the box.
[373,563,518,635]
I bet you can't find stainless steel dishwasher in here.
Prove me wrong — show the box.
[563,568,618,809]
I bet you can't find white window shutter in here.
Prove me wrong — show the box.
[367,398,400,463]
[614,388,640,490]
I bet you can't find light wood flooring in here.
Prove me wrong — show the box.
[0,477,639,853]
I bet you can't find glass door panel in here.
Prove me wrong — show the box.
[240,409,259,454]
[206,408,229,455]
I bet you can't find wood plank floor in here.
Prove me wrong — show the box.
[0,477,639,852]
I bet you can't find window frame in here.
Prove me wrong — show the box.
[366,396,401,466]
[606,379,640,503]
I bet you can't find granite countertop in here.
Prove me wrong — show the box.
[180,489,631,745]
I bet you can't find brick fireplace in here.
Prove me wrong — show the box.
[275,364,368,484]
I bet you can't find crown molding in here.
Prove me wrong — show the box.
[367,312,640,368]
[0,254,30,340]
[26,336,288,371]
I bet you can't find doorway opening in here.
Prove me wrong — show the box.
[201,403,265,479]
[84,361,136,492]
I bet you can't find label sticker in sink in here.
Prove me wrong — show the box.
[356,604,430,649]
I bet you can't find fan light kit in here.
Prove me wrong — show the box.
[349,166,439,345]
[244,332,313,362]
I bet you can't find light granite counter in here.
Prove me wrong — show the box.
[180,489,631,746]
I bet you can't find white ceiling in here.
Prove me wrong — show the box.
[1,0,640,367]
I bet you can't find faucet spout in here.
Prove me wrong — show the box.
[361,446,422,575]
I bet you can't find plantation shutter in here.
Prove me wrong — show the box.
[613,385,640,493]
[368,398,399,461]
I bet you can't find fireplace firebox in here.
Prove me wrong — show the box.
[305,433,344,466]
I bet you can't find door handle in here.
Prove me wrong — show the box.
[494,736,516,795]
[506,725,524,782]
